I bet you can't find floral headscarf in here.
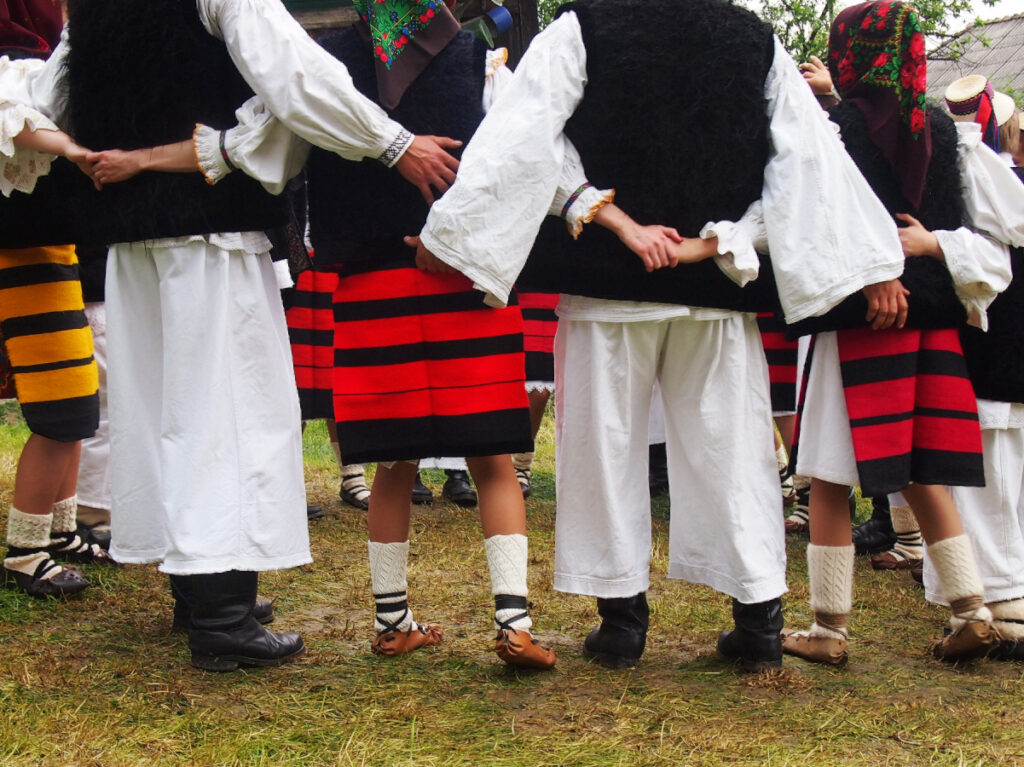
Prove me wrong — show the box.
[828,1,931,209]
[353,0,461,109]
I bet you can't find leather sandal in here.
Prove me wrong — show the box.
[870,549,922,571]
[491,596,555,669]
[514,467,532,499]
[784,510,809,535]
[3,554,90,598]
[933,617,1001,662]
[371,621,444,657]
[781,627,848,666]
[495,628,556,670]
[48,531,114,565]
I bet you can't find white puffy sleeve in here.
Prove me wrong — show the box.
[199,0,411,165]
[419,12,588,306]
[0,33,70,196]
[761,37,903,323]
[955,121,1024,248]
[930,122,1021,329]
[700,199,766,287]
[193,96,310,194]
[482,45,613,239]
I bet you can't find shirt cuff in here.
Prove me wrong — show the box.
[701,220,760,287]
[377,128,413,167]
[194,124,231,185]
[562,184,615,239]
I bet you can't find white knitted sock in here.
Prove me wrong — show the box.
[341,463,371,504]
[775,443,789,475]
[989,598,1024,640]
[4,507,64,580]
[50,496,77,534]
[929,534,993,625]
[889,505,923,559]
[485,533,531,632]
[807,543,854,640]
[511,452,534,472]
[368,540,414,633]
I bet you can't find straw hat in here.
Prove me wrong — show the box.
[945,74,1016,126]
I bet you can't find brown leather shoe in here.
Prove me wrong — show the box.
[371,622,443,657]
[870,550,922,571]
[784,516,809,534]
[781,628,848,666]
[494,628,556,670]
[933,619,1001,662]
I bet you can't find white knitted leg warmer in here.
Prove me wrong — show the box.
[485,533,531,631]
[368,540,415,633]
[4,507,62,580]
[889,505,923,560]
[929,534,993,627]
[807,543,854,639]
[989,598,1024,640]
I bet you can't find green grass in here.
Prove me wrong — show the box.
[0,407,1022,765]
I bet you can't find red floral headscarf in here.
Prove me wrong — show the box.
[353,0,460,109]
[828,1,931,209]
[0,0,63,59]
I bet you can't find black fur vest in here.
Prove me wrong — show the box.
[517,0,778,309]
[959,166,1024,403]
[787,105,968,336]
[307,28,487,269]
[0,0,285,248]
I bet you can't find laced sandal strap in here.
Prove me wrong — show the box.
[813,612,849,637]
[374,591,412,634]
[375,607,411,635]
[950,595,988,625]
[50,531,92,554]
[786,508,809,524]
[494,594,530,632]
[32,556,62,581]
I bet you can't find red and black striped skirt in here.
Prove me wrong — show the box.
[757,312,799,413]
[837,326,983,496]
[519,290,559,385]
[284,269,339,421]
[332,264,533,464]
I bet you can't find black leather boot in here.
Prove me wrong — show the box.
[583,593,649,668]
[716,597,783,672]
[170,574,274,632]
[852,496,895,555]
[649,443,669,497]
[186,571,304,671]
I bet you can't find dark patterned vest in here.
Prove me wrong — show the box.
[787,105,967,335]
[517,0,777,309]
[0,0,286,248]
[307,28,487,269]
[959,166,1024,403]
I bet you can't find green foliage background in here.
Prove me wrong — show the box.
[536,0,1003,62]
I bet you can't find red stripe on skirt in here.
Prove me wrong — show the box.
[519,292,559,310]
[336,380,527,422]
[333,352,526,396]
[334,308,525,350]
[335,266,482,302]
[837,327,982,491]
[285,270,339,421]
[332,267,530,459]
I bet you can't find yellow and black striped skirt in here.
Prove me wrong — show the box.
[0,245,98,441]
